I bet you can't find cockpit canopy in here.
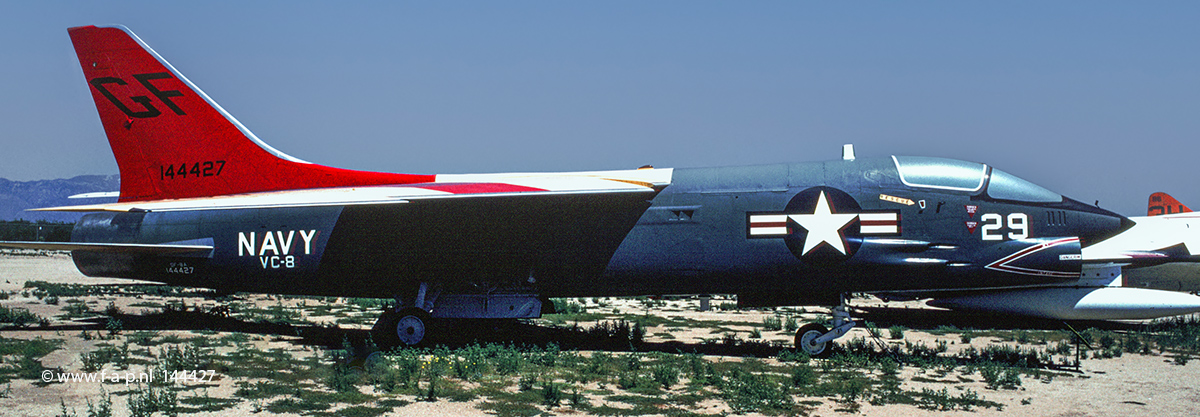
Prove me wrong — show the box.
[892,156,1062,203]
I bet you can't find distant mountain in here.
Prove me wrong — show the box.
[0,175,120,222]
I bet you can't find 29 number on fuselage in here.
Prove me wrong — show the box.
[980,213,1029,241]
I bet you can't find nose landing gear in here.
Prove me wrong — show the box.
[794,302,856,357]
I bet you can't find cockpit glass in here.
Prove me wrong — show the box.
[986,168,1062,203]
[892,156,987,192]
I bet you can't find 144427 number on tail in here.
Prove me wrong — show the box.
[160,160,224,180]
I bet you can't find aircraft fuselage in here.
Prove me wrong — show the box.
[70,156,1126,307]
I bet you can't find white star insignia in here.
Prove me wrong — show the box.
[789,191,858,255]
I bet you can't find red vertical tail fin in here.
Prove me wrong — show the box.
[1148,192,1192,216]
[68,25,432,202]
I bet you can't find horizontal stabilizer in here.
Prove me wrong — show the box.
[1083,213,1200,264]
[68,191,120,199]
[0,240,212,254]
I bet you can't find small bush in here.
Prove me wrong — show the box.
[790,364,816,387]
[489,344,524,375]
[584,320,645,345]
[81,344,129,372]
[686,354,716,386]
[541,381,562,407]
[104,318,122,336]
[126,383,178,417]
[777,349,810,363]
[650,364,679,389]
[550,298,586,315]
[784,315,799,332]
[979,363,1022,390]
[323,350,359,393]
[762,315,782,331]
[0,306,43,327]
[865,322,883,339]
[917,387,1000,411]
[87,389,113,417]
[623,353,642,371]
[158,344,210,372]
[617,371,650,391]
[530,343,561,367]
[721,370,795,414]
[63,301,92,317]
[518,373,537,391]
[878,357,900,376]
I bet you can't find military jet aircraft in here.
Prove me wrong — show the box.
[5,25,1200,355]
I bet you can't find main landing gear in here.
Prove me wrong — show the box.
[370,282,545,348]
[794,300,856,357]
[372,282,440,348]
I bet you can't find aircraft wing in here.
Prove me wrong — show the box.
[0,240,212,254]
[31,170,671,213]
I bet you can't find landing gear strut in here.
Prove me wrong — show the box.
[794,300,856,357]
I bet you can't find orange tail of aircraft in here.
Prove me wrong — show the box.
[68,25,434,202]
[1148,192,1192,216]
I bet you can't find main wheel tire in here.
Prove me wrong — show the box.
[394,307,430,346]
[372,307,433,348]
[795,323,831,357]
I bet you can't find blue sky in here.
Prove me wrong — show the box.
[1,2,1198,216]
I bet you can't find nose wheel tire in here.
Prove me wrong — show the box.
[795,323,830,357]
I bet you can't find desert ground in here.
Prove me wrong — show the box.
[1,250,1199,417]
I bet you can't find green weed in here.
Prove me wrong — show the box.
[762,315,783,331]
[0,305,44,327]
[720,369,796,414]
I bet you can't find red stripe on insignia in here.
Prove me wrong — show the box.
[417,183,547,194]
[860,220,897,226]
[751,222,788,228]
